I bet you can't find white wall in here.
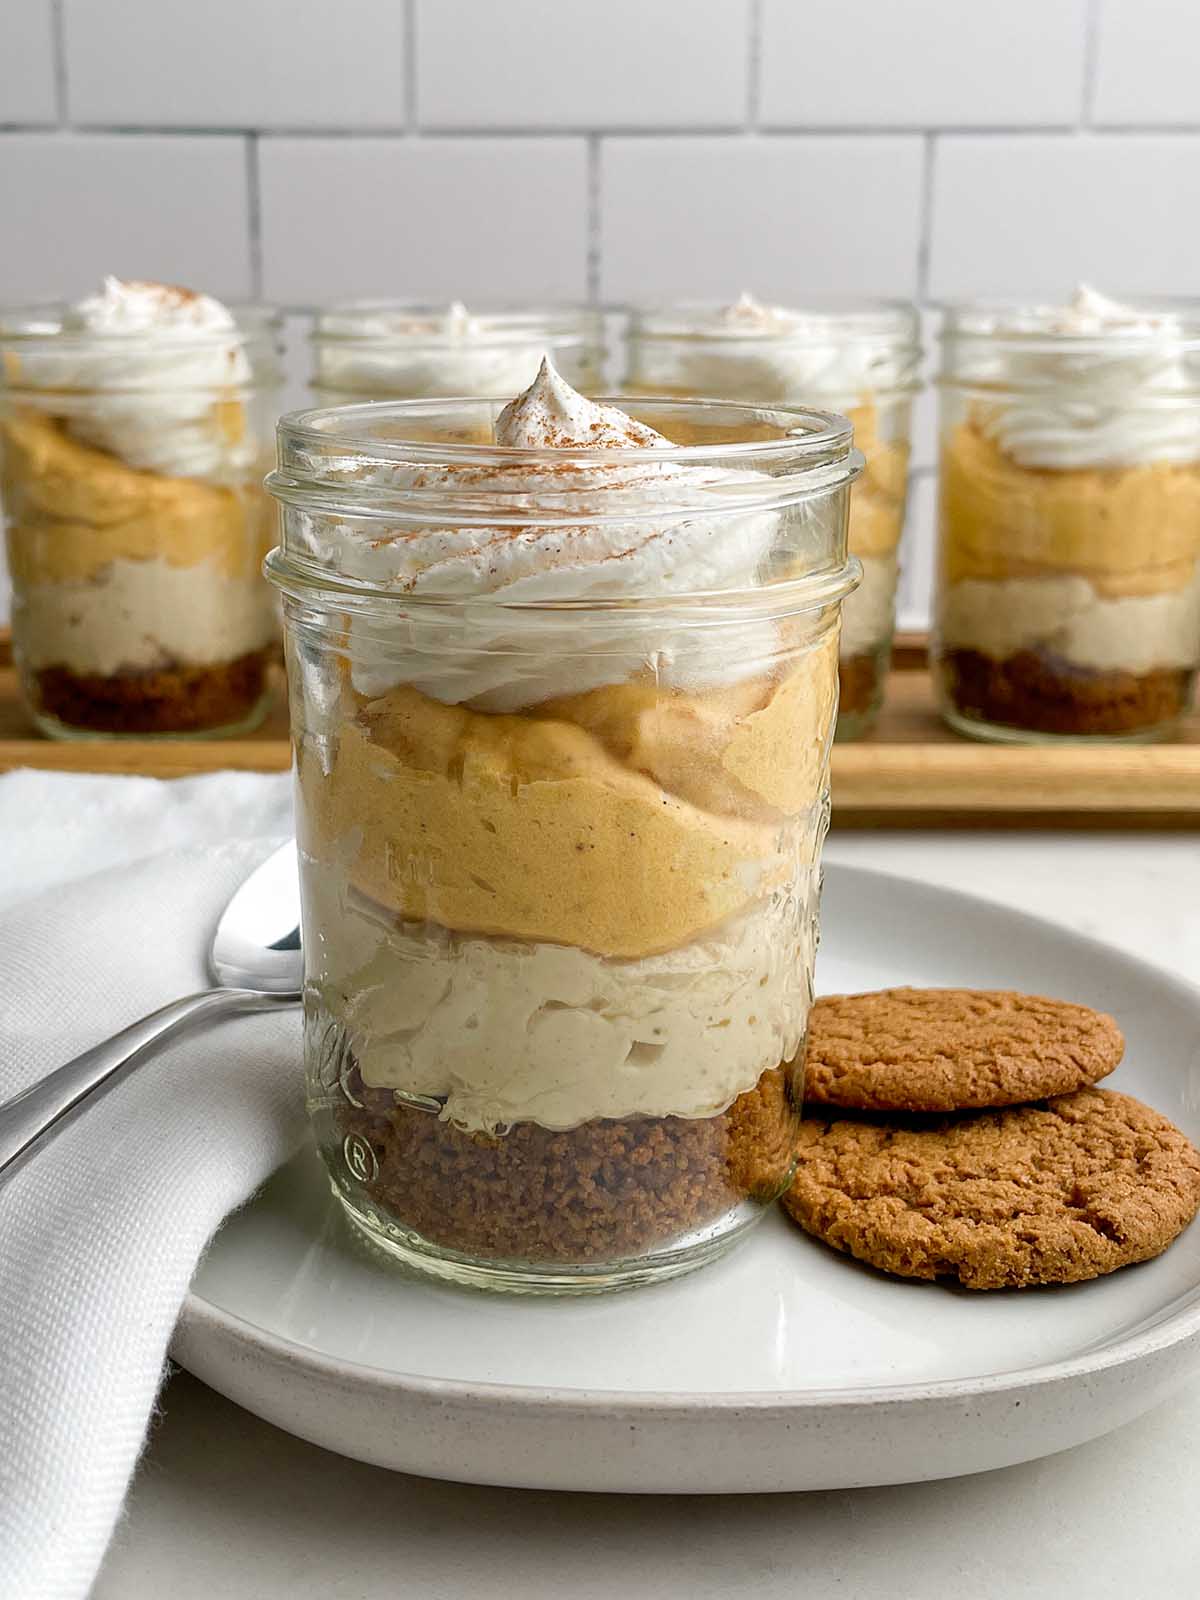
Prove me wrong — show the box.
[3,0,1197,629]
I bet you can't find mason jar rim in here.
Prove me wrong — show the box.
[0,300,282,357]
[629,297,919,346]
[311,300,604,351]
[937,295,1200,352]
[273,393,857,472]
[266,394,862,611]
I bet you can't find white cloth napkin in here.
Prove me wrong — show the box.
[0,769,304,1600]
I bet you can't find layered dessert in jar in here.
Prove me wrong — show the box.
[310,300,604,403]
[1,279,282,737]
[935,287,1200,741]
[267,360,861,1292]
[626,294,920,737]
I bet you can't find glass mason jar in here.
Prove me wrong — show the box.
[625,297,920,738]
[267,393,861,1294]
[934,293,1200,742]
[1,291,283,739]
[310,301,605,402]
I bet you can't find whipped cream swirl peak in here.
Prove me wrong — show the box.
[495,355,671,450]
[65,276,246,344]
[951,284,1200,470]
[717,291,805,336]
[325,300,482,341]
[312,302,601,400]
[969,284,1175,341]
[1046,283,1163,336]
[7,276,257,481]
[440,300,476,337]
[629,292,915,406]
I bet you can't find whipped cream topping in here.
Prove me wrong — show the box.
[299,359,828,710]
[68,277,248,346]
[495,355,670,449]
[312,301,598,399]
[315,872,817,1132]
[6,277,259,481]
[628,292,916,406]
[952,285,1200,470]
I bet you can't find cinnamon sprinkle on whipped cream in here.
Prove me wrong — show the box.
[495,355,671,450]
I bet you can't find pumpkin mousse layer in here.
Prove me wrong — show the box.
[301,630,836,962]
[941,419,1200,592]
[2,408,272,586]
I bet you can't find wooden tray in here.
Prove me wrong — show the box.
[2,635,1198,826]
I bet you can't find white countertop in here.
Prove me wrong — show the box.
[93,829,1200,1600]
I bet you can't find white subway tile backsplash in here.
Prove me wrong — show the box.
[601,137,923,300]
[417,0,748,129]
[259,138,588,304]
[63,0,406,129]
[1093,0,1200,126]
[761,0,1086,129]
[1,0,57,125]
[928,135,1200,299]
[0,135,251,301]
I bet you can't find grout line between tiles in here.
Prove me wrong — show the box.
[245,133,263,301]
[915,134,936,303]
[1081,0,1102,127]
[586,135,602,304]
[746,0,763,130]
[49,0,68,124]
[404,0,418,131]
[7,122,1200,141]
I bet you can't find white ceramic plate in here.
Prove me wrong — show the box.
[175,865,1200,1493]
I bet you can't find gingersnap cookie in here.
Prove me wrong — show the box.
[804,988,1123,1113]
[783,1089,1200,1289]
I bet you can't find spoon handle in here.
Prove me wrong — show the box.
[0,988,282,1181]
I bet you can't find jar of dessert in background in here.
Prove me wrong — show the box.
[310,300,606,404]
[267,360,861,1294]
[0,279,283,739]
[934,287,1200,742]
[625,295,921,739]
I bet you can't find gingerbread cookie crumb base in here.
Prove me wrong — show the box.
[331,1065,800,1272]
[940,649,1193,740]
[30,648,273,736]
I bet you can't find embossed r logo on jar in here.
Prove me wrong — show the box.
[342,1132,378,1184]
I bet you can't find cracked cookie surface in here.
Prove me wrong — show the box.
[803,987,1123,1113]
[783,1089,1200,1289]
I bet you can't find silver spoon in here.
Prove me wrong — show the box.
[0,840,302,1180]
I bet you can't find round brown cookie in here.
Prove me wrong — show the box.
[803,987,1123,1113]
[782,1089,1200,1289]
